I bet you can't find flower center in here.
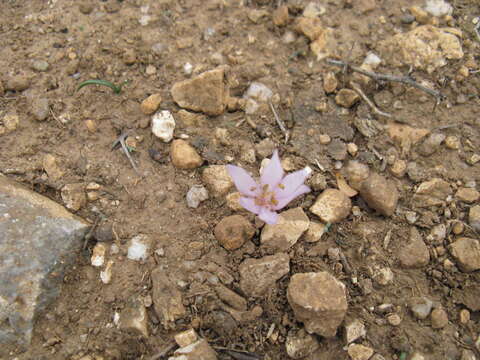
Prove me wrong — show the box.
[254,184,278,208]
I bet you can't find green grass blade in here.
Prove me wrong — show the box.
[77,79,123,94]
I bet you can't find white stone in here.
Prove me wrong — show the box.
[100,260,113,284]
[127,235,150,261]
[244,82,273,103]
[91,243,107,267]
[424,0,452,17]
[363,53,382,67]
[186,185,209,208]
[152,110,175,142]
[183,62,193,75]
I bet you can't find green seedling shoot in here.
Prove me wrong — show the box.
[77,79,126,94]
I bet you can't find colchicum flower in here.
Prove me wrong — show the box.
[226,150,311,225]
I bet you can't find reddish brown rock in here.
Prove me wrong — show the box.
[214,215,255,251]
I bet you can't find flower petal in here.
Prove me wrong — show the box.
[226,165,260,197]
[239,197,261,215]
[258,207,279,225]
[275,167,312,199]
[260,150,284,190]
[273,184,311,210]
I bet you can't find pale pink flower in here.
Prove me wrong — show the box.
[226,150,311,225]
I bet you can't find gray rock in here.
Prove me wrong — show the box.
[31,98,50,121]
[0,175,90,347]
[409,297,433,320]
[261,207,310,251]
[287,272,347,337]
[239,253,290,298]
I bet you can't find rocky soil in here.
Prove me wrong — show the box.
[1,0,480,359]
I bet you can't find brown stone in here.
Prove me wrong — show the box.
[359,173,398,216]
[347,344,374,360]
[140,93,162,115]
[310,189,351,223]
[430,308,448,329]
[448,238,480,272]
[170,140,203,169]
[61,183,86,211]
[239,253,290,298]
[412,178,452,208]
[398,227,430,268]
[323,72,338,93]
[202,165,233,197]
[171,67,227,115]
[335,89,360,108]
[272,5,289,26]
[455,188,480,203]
[151,268,186,326]
[295,17,324,41]
[214,215,255,251]
[261,207,310,251]
[287,272,347,337]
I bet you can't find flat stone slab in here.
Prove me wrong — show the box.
[0,175,90,348]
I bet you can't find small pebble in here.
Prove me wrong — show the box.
[347,143,358,157]
[141,94,162,115]
[319,134,331,144]
[430,308,448,329]
[459,309,470,324]
[31,98,50,121]
[445,136,460,150]
[387,313,402,326]
[85,119,97,133]
[31,60,49,72]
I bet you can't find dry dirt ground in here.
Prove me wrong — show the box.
[1,0,480,359]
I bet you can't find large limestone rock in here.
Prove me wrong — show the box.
[379,25,463,73]
[287,272,348,337]
[171,67,227,115]
[0,175,90,348]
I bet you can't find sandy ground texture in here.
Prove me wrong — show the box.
[1,0,480,359]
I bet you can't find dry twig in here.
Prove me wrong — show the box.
[269,102,289,144]
[149,341,177,360]
[350,81,392,119]
[326,59,445,102]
